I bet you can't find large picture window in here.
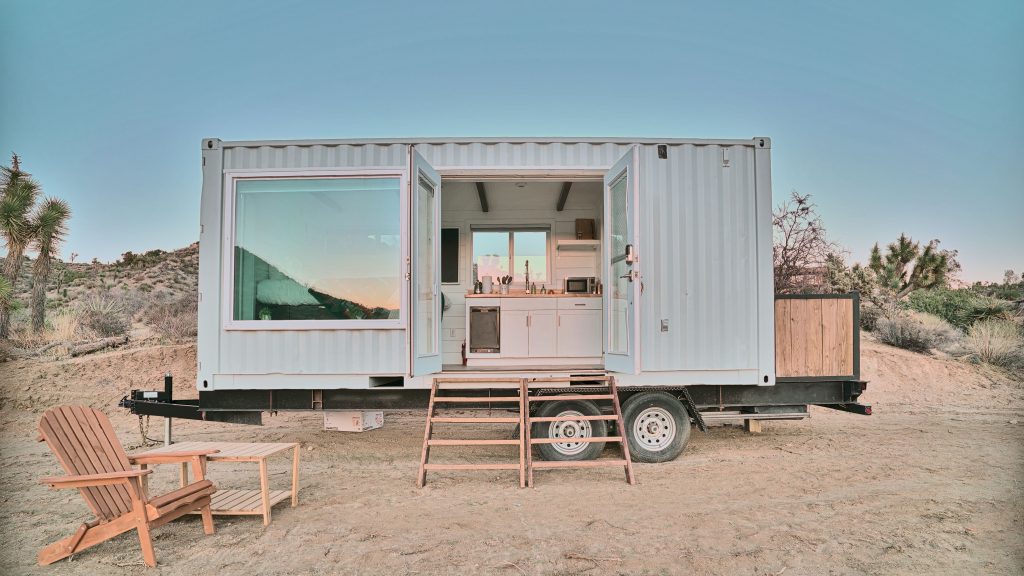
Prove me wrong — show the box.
[472,228,549,285]
[231,177,401,325]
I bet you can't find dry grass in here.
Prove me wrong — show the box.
[143,292,198,341]
[48,309,81,342]
[76,292,129,338]
[965,319,1024,369]
[875,311,961,354]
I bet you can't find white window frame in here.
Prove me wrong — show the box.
[221,169,409,331]
[469,225,552,289]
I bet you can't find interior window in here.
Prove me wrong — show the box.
[232,177,401,322]
[472,229,549,285]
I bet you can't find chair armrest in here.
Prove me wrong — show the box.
[41,469,153,489]
[129,449,220,465]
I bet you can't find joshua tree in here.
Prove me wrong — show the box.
[869,234,959,299]
[0,153,41,338]
[0,277,11,311]
[30,198,71,332]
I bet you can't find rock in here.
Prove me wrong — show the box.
[1009,420,1019,425]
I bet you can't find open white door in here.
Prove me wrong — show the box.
[410,148,442,376]
[603,147,641,374]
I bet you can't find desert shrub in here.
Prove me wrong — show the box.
[860,304,885,331]
[118,288,150,320]
[77,292,130,337]
[49,308,81,342]
[875,311,960,353]
[907,289,1009,331]
[143,292,197,341]
[965,320,1024,369]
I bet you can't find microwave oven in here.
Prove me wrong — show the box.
[564,277,597,294]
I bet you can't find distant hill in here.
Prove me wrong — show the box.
[2,243,198,308]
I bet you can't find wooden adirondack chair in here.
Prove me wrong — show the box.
[37,406,219,567]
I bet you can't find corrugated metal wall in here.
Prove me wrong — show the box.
[219,330,406,374]
[223,143,407,170]
[637,144,759,372]
[208,138,767,382]
[214,142,409,377]
[413,141,632,169]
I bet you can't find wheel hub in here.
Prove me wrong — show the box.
[633,407,676,452]
[548,410,592,456]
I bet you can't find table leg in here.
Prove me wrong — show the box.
[259,459,271,526]
[180,462,188,488]
[291,445,300,507]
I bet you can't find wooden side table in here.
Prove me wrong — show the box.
[133,441,299,526]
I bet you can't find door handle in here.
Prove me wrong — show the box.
[527,314,531,328]
[624,244,636,265]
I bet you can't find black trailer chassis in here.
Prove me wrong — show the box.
[121,377,870,426]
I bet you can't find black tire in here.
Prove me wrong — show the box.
[530,398,607,461]
[621,391,691,463]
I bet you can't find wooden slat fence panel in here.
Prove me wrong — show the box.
[775,295,856,379]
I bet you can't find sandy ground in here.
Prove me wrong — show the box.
[1,340,1022,575]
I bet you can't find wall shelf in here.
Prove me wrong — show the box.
[556,240,600,251]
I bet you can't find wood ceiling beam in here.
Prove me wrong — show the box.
[556,182,572,211]
[475,182,489,212]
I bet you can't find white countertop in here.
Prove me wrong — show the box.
[465,292,600,298]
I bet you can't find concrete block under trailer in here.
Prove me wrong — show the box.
[123,293,870,463]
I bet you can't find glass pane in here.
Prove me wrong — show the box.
[513,231,547,284]
[609,173,629,354]
[473,231,510,283]
[415,175,436,355]
[232,178,400,321]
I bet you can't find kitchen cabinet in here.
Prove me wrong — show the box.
[557,310,602,357]
[528,310,557,357]
[499,310,530,358]
[467,295,602,363]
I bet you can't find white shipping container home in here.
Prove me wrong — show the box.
[124,136,867,464]
[196,137,776,392]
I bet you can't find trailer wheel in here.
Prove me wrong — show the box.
[621,392,691,463]
[531,398,607,461]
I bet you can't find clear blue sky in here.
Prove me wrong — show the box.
[1,0,1021,282]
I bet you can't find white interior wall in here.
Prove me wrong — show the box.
[440,180,602,365]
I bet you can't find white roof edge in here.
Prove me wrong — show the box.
[211,136,768,148]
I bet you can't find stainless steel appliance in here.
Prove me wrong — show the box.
[469,306,500,353]
[564,276,598,294]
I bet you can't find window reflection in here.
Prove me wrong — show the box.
[232,177,401,322]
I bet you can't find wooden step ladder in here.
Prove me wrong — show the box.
[417,378,526,488]
[523,375,636,487]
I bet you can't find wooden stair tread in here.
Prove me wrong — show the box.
[529,436,622,444]
[431,417,521,424]
[423,463,520,471]
[525,376,610,383]
[529,394,613,402]
[532,459,628,469]
[428,439,520,446]
[436,383,522,390]
[433,396,522,403]
[433,378,523,384]
[528,415,617,422]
